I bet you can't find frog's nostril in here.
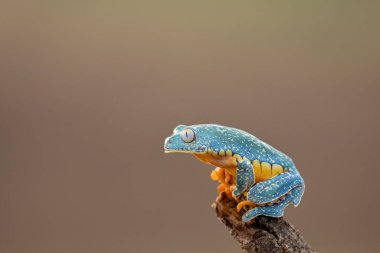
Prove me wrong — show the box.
[165,137,173,145]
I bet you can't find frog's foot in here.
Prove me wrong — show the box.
[210,167,225,182]
[247,172,304,204]
[212,167,235,199]
[242,186,303,222]
[216,182,233,197]
[217,183,225,192]
[236,200,257,212]
[210,170,219,181]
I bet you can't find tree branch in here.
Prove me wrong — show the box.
[212,193,316,253]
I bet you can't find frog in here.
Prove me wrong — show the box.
[164,124,305,222]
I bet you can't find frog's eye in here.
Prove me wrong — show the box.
[180,129,195,143]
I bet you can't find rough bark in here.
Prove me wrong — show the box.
[212,193,316,253]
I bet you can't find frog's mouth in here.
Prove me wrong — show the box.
[164,146,207,154]
[164,136,207,154]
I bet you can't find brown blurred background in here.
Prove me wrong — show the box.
[1,1,379,253]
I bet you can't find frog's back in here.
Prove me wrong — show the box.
[196,124,295,168]
[232,131,294,168]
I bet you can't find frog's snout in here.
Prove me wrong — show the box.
[165,137,172,145]
[164,136,174,153]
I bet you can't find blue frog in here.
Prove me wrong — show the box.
[164,124,304,222]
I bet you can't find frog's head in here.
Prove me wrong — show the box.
[164,125,209,154]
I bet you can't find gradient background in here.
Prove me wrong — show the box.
[1,1,379,253]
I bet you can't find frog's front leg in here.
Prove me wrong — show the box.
[232,159,255,199]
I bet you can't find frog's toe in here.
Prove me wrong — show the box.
[247,172,304,204]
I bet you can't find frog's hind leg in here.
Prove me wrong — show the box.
[242,186,303,222]
[247,172,304,204]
